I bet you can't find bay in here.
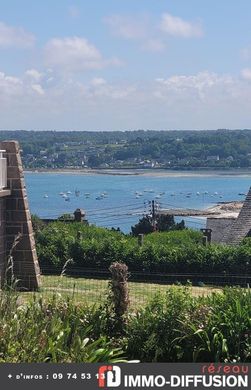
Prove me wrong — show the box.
[24,171,251,232]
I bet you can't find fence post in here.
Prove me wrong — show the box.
[200,228,212,245]
[109,262,129,333]
[138,233,144,246]
[202,235,208,246]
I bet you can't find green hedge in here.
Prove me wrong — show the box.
[35,222,251,275]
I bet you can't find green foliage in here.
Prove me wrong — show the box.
[175,288,251,362]
[58,213,74,221]
[131,214,185,236]
[0,292,126,363]
[3,129,251,169]
[35,222,251,275]
[0,284,249,363]
[31,214,45,233]
[131,216,154,235]
[125,287,251,362]
[126,287,192,362]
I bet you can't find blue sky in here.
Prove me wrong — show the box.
[0,0,251,130]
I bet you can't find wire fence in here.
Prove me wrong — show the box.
[21,268,250,309]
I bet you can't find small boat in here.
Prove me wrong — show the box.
[75,189,80,197]
[160,192,165,195]
[186,194,191,198]
[155,195,161,199]
[170,193,175,196]
[96,196,102,200]
[214,192,218,195]
[196,192,200,195]
[59,192,64,196]
[44,194,48,198]
[238,192,247,196]
[144,189,154,193]
[65,196,70,201]
[67,191,72,195]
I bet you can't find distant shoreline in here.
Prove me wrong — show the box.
[24,168,251,177]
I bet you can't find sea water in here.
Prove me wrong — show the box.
[25,172,251,233]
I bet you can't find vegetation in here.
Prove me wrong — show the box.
[0,292,126,363]
[131,214,185,236]
[125,287,251,362]
[35,222,251,276]
[37,275,220,308]
[0,284,249,362]
[2,129,251,169]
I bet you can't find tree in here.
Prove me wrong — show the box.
[131,216,154,236]
[131,214,185,236]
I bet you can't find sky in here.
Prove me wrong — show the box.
[0,0,251,131]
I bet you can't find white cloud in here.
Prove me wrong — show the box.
[154,71,234,101]
[1,69,251,130]
[88,79,136,99]
[105,14,167,53]
[104,15,147,39]
[25,69,43,81]
[160,13,203,38]
[31,84,45,95]
[241,68,251,81]
[44,36,121,71]
[45,37,101,68]
[91,77,107,86]
[0,72,23,97]
[0,21,35,48]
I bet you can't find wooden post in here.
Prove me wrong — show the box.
[202,235,208,246]
[200,228,212,245]
[138,233,144,246]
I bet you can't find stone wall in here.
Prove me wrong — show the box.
[0,198,6,287]
[0,141,40,290]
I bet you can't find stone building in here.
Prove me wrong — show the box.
[206,187,251,245]
[0,141,40,290]
[220,187,251,245]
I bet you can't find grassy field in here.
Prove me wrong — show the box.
[19,275,222,308]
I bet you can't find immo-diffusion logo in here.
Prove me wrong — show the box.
[98,365,121,388]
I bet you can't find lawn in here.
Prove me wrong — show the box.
[21,275,222,308]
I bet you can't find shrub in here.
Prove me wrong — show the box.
[35,222,251,275]
[126,286,193,362]
[125,287,251,362]
[0,291,126,363]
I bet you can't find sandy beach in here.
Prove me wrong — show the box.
[24,168,251,177]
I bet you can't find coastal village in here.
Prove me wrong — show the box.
[2,129,251,171]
